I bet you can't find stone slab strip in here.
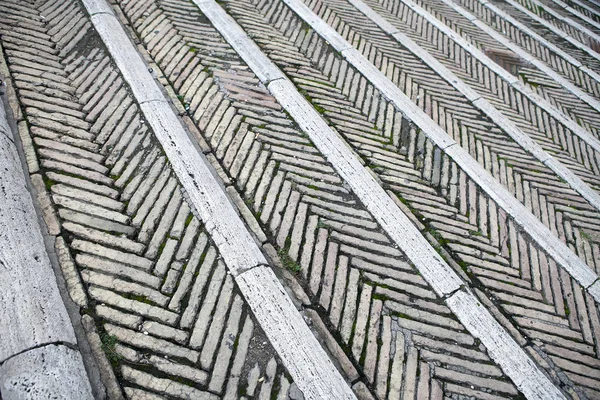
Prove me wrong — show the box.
[394,0,600,152]
[191,0,568,398]
[346,0,600,212]
[275,0,600,299]
[0,95,94,397]
[81,1,356,398]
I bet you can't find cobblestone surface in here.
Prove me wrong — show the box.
[1,0,600,398]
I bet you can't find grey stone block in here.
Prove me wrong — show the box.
[0,101,93,398]
[0,345,94,399]
[0,106,76,362]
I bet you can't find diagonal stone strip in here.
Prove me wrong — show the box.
[83,0,266,275]
[194,0,458,298]
[370,0,600,148]
[438,0,600,109]
[80,1,356,398]
[290,0,600,248]
[494,0,600,63]
[341,0,600,213]
[463,0,600,85]
[190,0,568,398]
[202,0,600,395]
[555,0,600,25]
[519,0,600,43]
[549,0,600,26]
[111,0,540,396]
[250,0,600,302]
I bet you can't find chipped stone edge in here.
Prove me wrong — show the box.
[588,280,600,303]
[81,1,357,398]
[191,0,568,398]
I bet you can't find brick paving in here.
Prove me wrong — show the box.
[1,0,600,398]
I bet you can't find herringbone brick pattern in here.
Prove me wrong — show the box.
[116,0,600,397]
[364,0,600,152]
[565,0,600,29]
[455,0,600,96]
[201,0,599,397]
[511,0,600,47]
[112,0,529,397]
[2,0,600,398]
[0,1,297,398]
[300,0,600,203]
[491,0,600,62]
[241,0,600,268]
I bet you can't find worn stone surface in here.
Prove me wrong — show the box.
[0,102,76,361]
[0,345,93,400]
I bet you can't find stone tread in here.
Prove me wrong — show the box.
[0,1,299,398]
[2,0,600,399]
[219,0,599,396]
[455,0,600,97]
[116,0,599,398]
